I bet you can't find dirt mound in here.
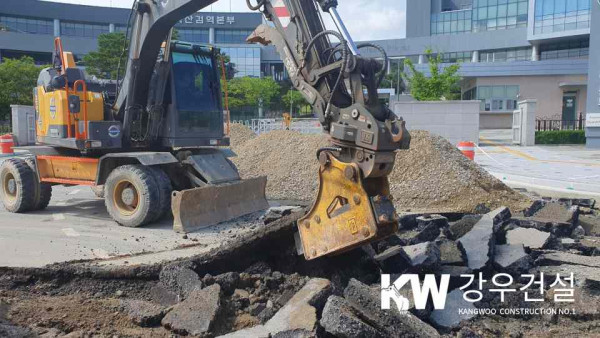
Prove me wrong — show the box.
[229,123,256,148]
[231,130,530,213]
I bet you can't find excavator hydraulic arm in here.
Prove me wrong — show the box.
[246,0,411,259]
[114,0,410,260]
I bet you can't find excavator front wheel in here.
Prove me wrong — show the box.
[105,165,160,228]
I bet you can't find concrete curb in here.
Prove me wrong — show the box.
[489,171,600,199]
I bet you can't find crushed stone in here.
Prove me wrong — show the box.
[230,126,530,213]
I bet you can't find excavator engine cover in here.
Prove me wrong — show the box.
[172,176,269,233]
[298,153,398,260]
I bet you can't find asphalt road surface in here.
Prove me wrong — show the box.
[0,184,269,268]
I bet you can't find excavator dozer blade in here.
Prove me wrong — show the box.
[172,176,269,233]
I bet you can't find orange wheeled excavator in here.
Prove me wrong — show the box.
[0,0,410,260]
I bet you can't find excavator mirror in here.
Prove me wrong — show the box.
[68,95,80,114]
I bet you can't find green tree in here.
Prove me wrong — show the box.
[403,49,461,101]
[171,28,180,40]
[83,32,128,80]
[227,77,280,111]
[0,57,40,121]
[282,89,310,116]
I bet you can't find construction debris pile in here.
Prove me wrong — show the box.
[231,125,530,213]
[1,198,599,337]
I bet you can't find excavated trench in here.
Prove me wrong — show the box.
[1,199,600,337]
[0,212,381,337]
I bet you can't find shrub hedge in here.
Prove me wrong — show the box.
[535,130,586,145]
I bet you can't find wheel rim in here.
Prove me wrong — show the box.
[2,172,17,203]
[113,180,140,216]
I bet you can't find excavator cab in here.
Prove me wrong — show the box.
[159,41,229,148]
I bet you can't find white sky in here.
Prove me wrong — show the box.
[42,0,406,41]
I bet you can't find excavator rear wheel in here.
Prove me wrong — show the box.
[148,167,173,221]
[24,157,52,211]
[0,158,36,213]
[105,165,161,228]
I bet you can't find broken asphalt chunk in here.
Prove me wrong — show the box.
[401,242,441,268]
[458,213,495,271]
[161,284,221,336]
[493,244,532,275]
[506,227,551,250]
[320,295,380,338]
[159,263,202,299]
[343,278,440,338]
[120,299,166,327]
[220,278,332,338]
[437,239,465,266]
[429,289,477,331]
[449,215,483,240]
[536,251,600,268]
[579,214,600,236]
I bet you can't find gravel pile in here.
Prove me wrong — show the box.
[231,127,530,213]
[390,130,530,213]
[231,129,329,201]
[229,123,257,148]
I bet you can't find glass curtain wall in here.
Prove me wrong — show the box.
[534,0,591,34]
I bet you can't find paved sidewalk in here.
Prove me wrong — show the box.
[477,130,600,198]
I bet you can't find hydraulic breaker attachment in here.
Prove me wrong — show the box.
[172,176,269,233]
[298,152,398,260]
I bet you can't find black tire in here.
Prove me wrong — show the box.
[149,167,173,221]
[0,158,36,213]
[91,185,105,198]
[104,165,161,227]
[24,157,52,211]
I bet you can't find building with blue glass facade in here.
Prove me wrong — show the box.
[365,0,597,129]
[0,0,286,80]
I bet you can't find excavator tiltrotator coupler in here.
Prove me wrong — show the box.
[171,176,269,233]
[298,153,399,260]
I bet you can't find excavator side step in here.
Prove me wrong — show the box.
[172,176,269,233]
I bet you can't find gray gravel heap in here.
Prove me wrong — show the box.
[230,126,530,212]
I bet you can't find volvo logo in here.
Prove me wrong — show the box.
[108,125,121,138]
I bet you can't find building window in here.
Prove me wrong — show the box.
[463,87,477,100]
[60,21,109,38]
[540,38,589,59]
[431,0,528,35]
[215,29,254,44]
[476,85,519,111]
[0,16,53,35]
[219,47,261,77]
[441,51,472,63]
[178,28,210,43]
[480,47,531,62]
[472,0,528,32]
[534,0,591,34]
[431,9,472,35]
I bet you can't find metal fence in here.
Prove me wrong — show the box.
[249,118,322,135]
[536,113,586,131]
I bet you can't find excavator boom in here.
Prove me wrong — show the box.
[114,0,410,259]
